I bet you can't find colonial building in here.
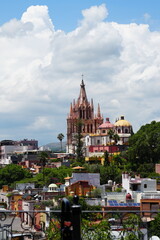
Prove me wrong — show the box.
[114,115,133,145]
[67,79,103,153]
[97,117,114,135]
[84,115,132,159]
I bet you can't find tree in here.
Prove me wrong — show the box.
[121,214,142,240]
[38,151,49,186]
[82,219,113,240]
[149,212,160,238]
[113,133,120,144]
[108,129,116,162]
[91,188,102,198]
[57,133,64,152]
[104,150,110,166]
[108,129,114,145]
[0,164,32,188]
[112,154,127,169]
[74,119,84,163]
[128,121,160,165]
[100,164,121,184]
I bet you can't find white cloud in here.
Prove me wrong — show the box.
[28,116,52,130]
[0,4,160,145]
[81,4,108,26]
[21,5,54,32]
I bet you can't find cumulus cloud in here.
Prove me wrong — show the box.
[0,4,160,145]
[21,5,54,32]
[81,4,108,26]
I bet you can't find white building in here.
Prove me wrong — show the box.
[22,200,35,227]
[85,134,110,147]
[122,172,160,202]
[0,145,29,165]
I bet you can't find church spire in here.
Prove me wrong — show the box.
[91,98,94,109]
[97,103,101,118]
[78,75,88,105]
[70,102,73,116]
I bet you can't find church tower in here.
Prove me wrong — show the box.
[67,78,103,153]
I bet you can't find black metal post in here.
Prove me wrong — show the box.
[61,198,72,240]
[71,195,81,240]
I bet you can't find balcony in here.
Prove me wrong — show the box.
[141,193,160,199]
[0,208,159,239]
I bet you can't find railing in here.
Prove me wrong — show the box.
[141,193,160,199]
[0,198,160,239]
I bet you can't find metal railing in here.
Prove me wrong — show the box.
[0,197,159,239]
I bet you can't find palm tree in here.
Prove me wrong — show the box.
[57,133,64,152]
[113,133,120,144]
[108,129,114,145]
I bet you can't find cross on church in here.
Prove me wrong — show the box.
[81,74,84,80]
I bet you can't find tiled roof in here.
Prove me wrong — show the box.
[98,118,114,129]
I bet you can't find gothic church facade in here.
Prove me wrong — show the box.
[67,80,103,153]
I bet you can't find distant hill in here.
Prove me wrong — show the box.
[40,141,66,152]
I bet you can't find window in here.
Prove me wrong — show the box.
[144,184,147,188]
[131,184,138,191]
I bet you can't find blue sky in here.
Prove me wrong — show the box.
[0,1,160,146]
[1,0,160,32]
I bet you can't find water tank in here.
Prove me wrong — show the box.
[108,180,113,186]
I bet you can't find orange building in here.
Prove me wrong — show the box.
[10,192,23,215]
[65,180,94,196]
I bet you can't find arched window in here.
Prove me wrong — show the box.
[80,110,82,118]
[125,129,128,133]
[83,110,85,119]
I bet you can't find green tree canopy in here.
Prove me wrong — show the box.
[108,129,114,144]
[149,212,160,238]
[30,166,72,188]
[0,164,32,188]
[128,121,160,164]
[74,119,84,163]
[38,151,49,167]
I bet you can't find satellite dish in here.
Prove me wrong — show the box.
[149,236,160,240]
